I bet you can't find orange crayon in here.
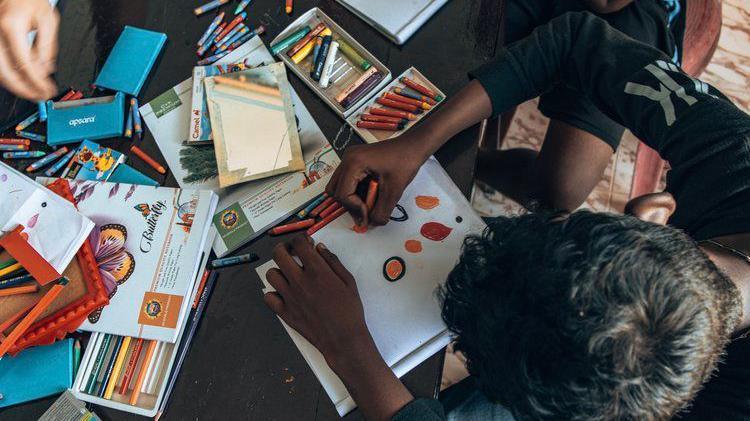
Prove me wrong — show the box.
[309,197,335,218]
[307,207,346,236]
[369,107,416,120]
[318,202,342,219]
[384,92,431,110]
[399,77,443,101]
[130,145,167,175]
[270,219,316,235]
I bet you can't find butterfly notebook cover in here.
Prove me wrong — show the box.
[67,180,218,343]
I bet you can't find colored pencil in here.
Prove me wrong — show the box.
[0,263,22,278]
[86,334,113,394]
[198,12,224,46]
[119,338,144,395]
[0,274,34,289]
[270,219,316,235]
[0,283,39,297]
[104,336,132,398]
[287,23,326,58]
[0,279,67,358]
[309,196,335,218]
[196,49,230,65]
[297,193,327,218]
[0,259,17,270]
[145,342,167,394]
[140,341,163,393]
[130,145,166,174]
[307,207,347,236]
[74,340,82,377]
[192,270,211,309]
[318,202,342,219]
[340,72,384,108]
[0,144,28,151]
[80,333,105,393]
[131,98,142,136]
[97,335,123,397]
[129,340,158,405]
[15,113,39,132]
[400,77,443,101]
[215,12,246,44]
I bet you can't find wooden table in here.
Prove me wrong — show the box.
[0,0,504,419]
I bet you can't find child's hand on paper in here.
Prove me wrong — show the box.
[327,136,426,227]
[0,0,59,100]
[264,235,375,370]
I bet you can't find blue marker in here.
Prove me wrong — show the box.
[16,131,45,142]
[234,0,251,14]
[44,149,75,177]
[297,193,327,218]
[198,12,224,47]
[209,253,258,269]
[37,101,47,122]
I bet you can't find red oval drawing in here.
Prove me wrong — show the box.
[415,195,440,210]
[404,239,423,253]
[420,222,452,241]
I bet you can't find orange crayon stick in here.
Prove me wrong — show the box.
[318,202,342,219]
[376,97,422,113]
[285,0,293,14]
[0,138,30,146]
[369,107,416,120]
[384,92,431,110]
[309,197,335,218]
[130,145,167,175]
[270,219,316,235]
[399,77,443,101]
[307,207,346,236]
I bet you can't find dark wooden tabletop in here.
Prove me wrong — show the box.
[0,0,504,419]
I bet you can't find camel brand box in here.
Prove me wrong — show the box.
[46,92,126,145]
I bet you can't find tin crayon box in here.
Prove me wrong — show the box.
[46,93,126,146]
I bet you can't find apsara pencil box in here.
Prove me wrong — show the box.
[46,93,126,145]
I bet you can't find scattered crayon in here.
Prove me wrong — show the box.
[124,102,134,137]
[297,193,328,218]
[59,89,77,101]
[216,22,246,50]
[393,87,437,105]
[271,26,310,55]
[194,0,229,16]
[337,40,371,71]
[215,12,246,43]
[37,101,47,122]
[198,22,226,56]
[270,219,316,235]
[376,97,422,113]
[311,35,332,81]
[318,202,343,219]
[197,49,231,65]
[218,25,248,50]
[68,91,84,100]
[286,0,293,14]
[357,121,405,131]
[370,107,417,120]
[15,113,39,132]
[309,196,335,218]
[400,77,443,101]
[360,114,407,125]
[287,23,326,57]
[130,145,167,174]
[0,144,29,151]
[0,138,30,146]
[0,283,39,297]
[290,39,316,64]
[198,12,225,46]
[235,0,252,14]
[209,253,259,269]
[227,32,253,51]
[335,67,378,103]
[2,151,46,159]
[319,41,340,89]
[132,98,142,136]
[26,147,68,172]
[384,92,431,109]
[0,274,34,290]
[16,131,45,142]
[357,179,379,232]
[307,207,347,236]
[44,150,75,177]
[341,72,384,108]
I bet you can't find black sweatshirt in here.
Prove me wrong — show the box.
[393,11,750,421]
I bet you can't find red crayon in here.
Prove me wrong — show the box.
[318,202,342,219]
[376,97,422,113]
[68,91,84,100]
[309,197,335,218]
[384,92,431,110]
[270,219,316,235]
[400,77,443,101]
[307,207,347,236]
[0,138,30,146]
[360,114,407,125]
[356,121,404,131]
[59,89,76,101]
[369,107,416,120]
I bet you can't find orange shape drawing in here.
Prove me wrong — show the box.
[405,239,423,253]
[383,257,406,282]
[415,195,440,210]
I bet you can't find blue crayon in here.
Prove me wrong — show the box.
[131,98,142,136]
[16,131,45,142]
[124,101,133,137]
[15,112,39,131]
[0,144,27,151]
[234,0,251,14]
[198,24,224,56]
[219,25,248,50]
[3,151,46,159]
[209,253,258,269]
[0,274,34,289]
[194,0,229,16]
[44,149,75,177]
[26,146,68,172]
[37,101,47,122]
[197,50,230,65]
[227,32,253,51]
[217,22,245,49]
[297,193,328,218]
[198,12,224,47]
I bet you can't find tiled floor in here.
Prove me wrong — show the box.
[444,0,750,391]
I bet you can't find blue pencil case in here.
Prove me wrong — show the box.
[94,26,167,96]
[46,93,126,146]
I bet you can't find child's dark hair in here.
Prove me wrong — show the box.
[440,210,741,420]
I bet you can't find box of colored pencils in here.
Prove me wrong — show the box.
[344,67,445,143]
[269,8,392,119]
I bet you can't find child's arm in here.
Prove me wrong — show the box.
[581,0,634,14]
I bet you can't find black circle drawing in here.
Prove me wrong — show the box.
[455,216,462,223]
[390,204,408,222]
[383,256,406,282]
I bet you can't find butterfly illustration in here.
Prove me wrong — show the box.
[134,203,151,218]
[87,224,136,323]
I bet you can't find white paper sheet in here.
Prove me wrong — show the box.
[256,158,486,415]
